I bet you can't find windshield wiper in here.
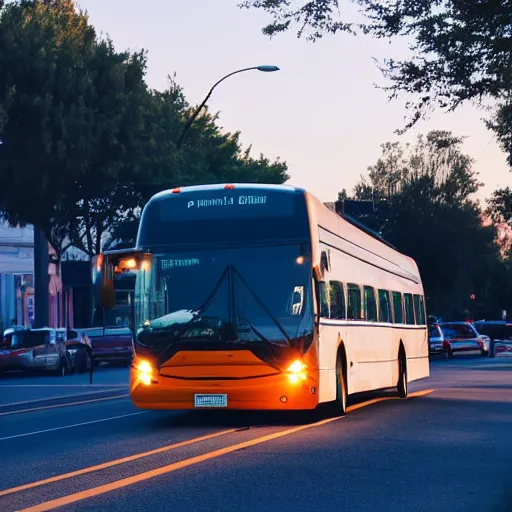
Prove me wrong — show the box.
[236,316,268,344]
[231,264,291,345]
[156,265,230,369]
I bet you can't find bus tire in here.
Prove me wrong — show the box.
[330,355,347,416]
[397,350,408,399]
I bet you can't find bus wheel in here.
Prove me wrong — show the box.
[397,352,408,399]
[330,357,347,416]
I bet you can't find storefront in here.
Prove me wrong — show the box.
[0,222,35,332]
[0,222,67,331]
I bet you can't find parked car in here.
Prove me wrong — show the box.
[428,324,445,355]
[65,330,92,373]
[473,320,512,358]
[74,326,133,367]
[436,322,486,358]
[0,327,70,375]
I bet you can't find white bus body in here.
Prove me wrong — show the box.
[306,193,429,403]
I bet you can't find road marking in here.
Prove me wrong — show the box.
[16,417,341,512]
[8,389,435,510]
[0,412,147,443]
[0,394,130,417]
[347,388,435,413]
[0,428,238,497]
[0,389,127,408]
[409,388,435,397]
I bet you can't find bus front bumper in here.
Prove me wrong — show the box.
[130,369,319,411]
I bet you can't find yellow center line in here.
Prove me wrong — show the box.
[0,394,131,417]
[17,417,341,512]
[347,388,435,413]
[0,429,237,497]
[409,388,436,398]
[14,388,435,511]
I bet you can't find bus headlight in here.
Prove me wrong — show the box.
[286,360,307,384]
[137,360,153,386]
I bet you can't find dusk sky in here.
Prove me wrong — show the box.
[78,0,511,204]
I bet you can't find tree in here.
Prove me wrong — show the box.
[487,187,512,228]
[341,130,508,318]
[356,131,481,205]
[0,0,150,259]
[487,187,512,258]
[1,1,290,257]
[99,77,290,250]
[240,0,512,162]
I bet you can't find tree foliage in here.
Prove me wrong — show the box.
[487,187,512,228]
[240,0,512,160]
[0,0,149,256]
[338,130,511,319]
[106,78,289,250]
[0,0,289,257]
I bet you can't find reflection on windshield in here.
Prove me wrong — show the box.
[92,308,131,328]
[134,245,313,348]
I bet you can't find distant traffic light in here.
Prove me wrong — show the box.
[470,294,476,300]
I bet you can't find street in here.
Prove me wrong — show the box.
[0,358,511,512]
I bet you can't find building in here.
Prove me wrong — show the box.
[0,222,34,332]
[0,222,67,331]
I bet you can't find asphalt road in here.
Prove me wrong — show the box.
[0,366,129,408]
[0,356,511,512]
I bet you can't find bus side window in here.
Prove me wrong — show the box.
[319,282,330,318]
[329,281,346,320]
[364,286,378,322]
[378,289,392,323]
[413,294,426,325]
[347,284,362,320]
[404,293,415,325]
[392,291,404,324]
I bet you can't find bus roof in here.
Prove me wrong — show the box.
[149,183,304,202]
[305,192,420,280]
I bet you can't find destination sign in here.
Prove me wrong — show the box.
[159,189,294,221]
[161,258,200,269]
[187,194,267,210]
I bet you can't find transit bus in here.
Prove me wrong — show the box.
[93,184,429,415]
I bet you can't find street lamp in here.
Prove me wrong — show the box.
[176,65,280,149]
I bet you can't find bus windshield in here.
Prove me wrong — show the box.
[134,245,313,349]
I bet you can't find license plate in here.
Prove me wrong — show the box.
[194,394,227,408]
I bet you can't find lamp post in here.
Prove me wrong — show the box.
[176,65,279,150]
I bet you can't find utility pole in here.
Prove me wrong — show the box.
[33,227,49,328]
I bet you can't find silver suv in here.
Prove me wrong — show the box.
[0,327,70,376]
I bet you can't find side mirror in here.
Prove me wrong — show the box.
[92,250,144,311]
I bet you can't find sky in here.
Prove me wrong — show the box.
[78,0,511,204]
